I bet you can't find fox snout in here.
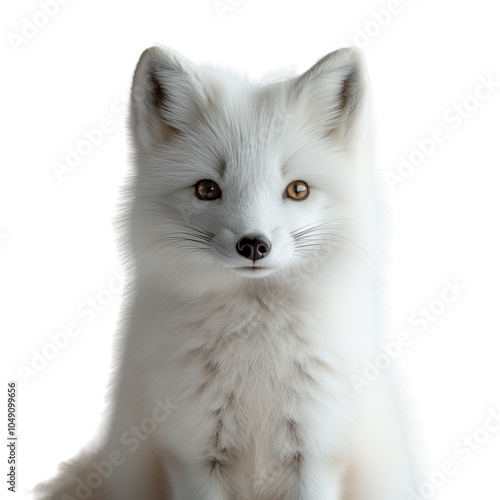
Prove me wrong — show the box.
[236,234,272,261]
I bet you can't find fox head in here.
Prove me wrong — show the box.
[124,46,376,294]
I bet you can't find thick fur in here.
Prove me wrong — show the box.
[36,46,418,500]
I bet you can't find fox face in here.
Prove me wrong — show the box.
[126,46,373,291]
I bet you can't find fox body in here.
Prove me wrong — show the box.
[37,47,417,500]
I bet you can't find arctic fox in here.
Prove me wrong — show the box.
[36,46,418,500]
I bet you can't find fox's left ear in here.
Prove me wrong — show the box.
[292,47,369,142]
[129,46,210,149]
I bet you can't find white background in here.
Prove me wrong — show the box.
[2,0,500,498]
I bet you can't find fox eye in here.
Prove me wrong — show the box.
[285,180,309,201]
[195,180,221,200]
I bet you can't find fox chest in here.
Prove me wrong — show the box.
[148,326,351,479]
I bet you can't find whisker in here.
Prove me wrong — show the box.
[291,217,376,272]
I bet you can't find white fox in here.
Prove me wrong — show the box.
[36,46,419,500]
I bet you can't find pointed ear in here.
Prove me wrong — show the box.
[292,47,368,142]
[130,46,208,148]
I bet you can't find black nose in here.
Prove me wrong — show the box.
[236,234,271,261]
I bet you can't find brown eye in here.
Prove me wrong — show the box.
[285,180,309,201]
[195,180,221,200]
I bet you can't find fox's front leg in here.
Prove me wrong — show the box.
[164,461,231,500]
[342,371,419,500]
[294,456,344,500]
[104,438,165,500]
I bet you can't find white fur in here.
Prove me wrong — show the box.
[36,46,419,500]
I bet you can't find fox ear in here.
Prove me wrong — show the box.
[130,46,207,147]
[292,47,368,141]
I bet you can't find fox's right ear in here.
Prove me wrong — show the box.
[130,46,207,148]
[292,47,369,144]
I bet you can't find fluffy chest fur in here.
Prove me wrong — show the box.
[132,288,356,497]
